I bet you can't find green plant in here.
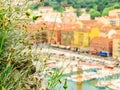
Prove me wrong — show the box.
[0,0,64,90]
[48,68,64,90]
[75,9,83,17]
[63,79,68,90]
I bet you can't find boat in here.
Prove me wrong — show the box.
[51,43,58,47]
[67,75,83,82]
[106,80,120,90]
[58,45,66,49]
[107,84,118,90]
[95,81,106,89]
[66,46,70,50]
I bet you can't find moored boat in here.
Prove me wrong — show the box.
[95,81,107,89]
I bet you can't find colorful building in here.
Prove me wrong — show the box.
[26,22,47,44]
[112,34,120,58]
[38,6,54,13]
[90,37,112,56]
[47,22,61,44]
[114,26,120,34]
[78,13,91,20]
[60,23,77,46]
[89,27,100,40]
[72,20,100,51]
[72,28,90,49]
[109,9,120,17]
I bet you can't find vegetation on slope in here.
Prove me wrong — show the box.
[30,0,120,19]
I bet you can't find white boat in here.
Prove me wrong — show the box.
[106,80,120,90]
[67,74,90,82]
[51,44,58,47]
[58,45,66,49]
[66,46,70,50]
[67,77,72,80]
[107,84,118,90]
[72,78,82,83]
[95,81,106,89]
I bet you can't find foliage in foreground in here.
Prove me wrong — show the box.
[0,0,65,90]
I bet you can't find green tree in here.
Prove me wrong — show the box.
[57,6,65,12]
[113,3,120,9]
[28,0,120,15]
[102,7,114,16]
[75,9,83,17]
[97,3,105,13]
[89,9,101,19]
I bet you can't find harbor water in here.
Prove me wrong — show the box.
[55,72,120,90]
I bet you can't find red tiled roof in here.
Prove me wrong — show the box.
[100,25,120,32]
[112,34,120,39]
[26,20,103,32]
[80,20,97,24]
[80,20,103,30]
[104,16,116,19]
[113,26,120,30]
[92,37,112,42]
[26,21,48,31]
[101,25,113,32]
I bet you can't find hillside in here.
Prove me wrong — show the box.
[30,0,120,19]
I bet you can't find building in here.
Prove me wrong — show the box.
[114,26,120,33]
[80,8,86,13]
[72,28,90,50]
[61,7,77,23]
[42,11,62,23]
[38,6,54,13]
[117,12,120,26]
[72,20,101,51]
[106,16,117,26]
[90,37,112,56]
[109,9,120,17]
[95,16,117,26]
[26,22,47,44]
[79,20,97,28]
[112,34,120,58]
[78,13,91,20]
[47,22,62,44]
[60,23,77,46]
[65,7,75,12]
[72,26,100,52]
[109,9,120,26]
[100,25,114,37]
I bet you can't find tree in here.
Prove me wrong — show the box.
[57,6,65,12]
[89,9,101,19]
[86,7,90,12]
[97,3,105,13]
[44,2,50,6]
[75,9,83,17]
[102,7,114,16]
[113,3,120,9]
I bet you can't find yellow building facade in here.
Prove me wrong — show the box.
[89,27,100,40]
[72,27,100,49]
[73,30,89,49]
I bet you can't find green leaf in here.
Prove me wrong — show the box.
[2,86,6,90]
[32,16,39,21]
[0,65,13,81]
[25,9,31,17]
[40,0,44,3]
[63,79,68,90]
